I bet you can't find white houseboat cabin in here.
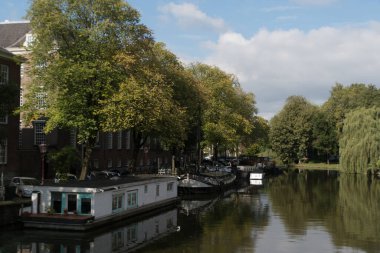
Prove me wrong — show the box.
[22,176,178,231]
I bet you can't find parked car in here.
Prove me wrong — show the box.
[54,173,77,183]
[9,177,40,197]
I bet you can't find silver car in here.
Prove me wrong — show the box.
[9,177,40,197]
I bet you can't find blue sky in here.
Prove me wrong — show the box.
[2,0,380,118]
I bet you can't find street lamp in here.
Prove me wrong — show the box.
[39,143,47,184]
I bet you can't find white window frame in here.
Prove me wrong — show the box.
[33,120,46,145]
[112,193,124,212]
[0,64,9,85]
[127,190,138,209]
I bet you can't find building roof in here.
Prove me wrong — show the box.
[0,46,26,63]
[0,21,31,48]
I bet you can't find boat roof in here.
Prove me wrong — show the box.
[40,175,176,190]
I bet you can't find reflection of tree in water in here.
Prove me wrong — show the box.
[268,170,339,236]
[326,174,380,253]
[140,192,269,253]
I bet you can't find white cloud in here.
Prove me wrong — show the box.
[159,2,227,33]
[203,23,380,119]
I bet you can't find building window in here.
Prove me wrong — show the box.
[36,92,47,109]
[0,139,8,165]
[108,159,112,168]
[70,129,77,147]
[0,105,7,124]
[125,130,130,150]
[112,193,124,212]
[167,182,174,192]
[127,191,138,208]
[0,64,9,85]
[33,120,46,145]
[117,159,121,168]
[107,132,113,149]
[117,131,122,149]
[156,185,160,197]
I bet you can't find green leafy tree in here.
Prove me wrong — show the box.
[188,63,256,160]
[25,0,153,179]
[48,146,80,175]
[270,96,317,164]
[98,43,192,170]
[311,110,338,163]
[322,83,380,153]
[339,107,380,173]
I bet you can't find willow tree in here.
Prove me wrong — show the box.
[339,107,380,173]
[25,0,153,179]
[188,63,256,160]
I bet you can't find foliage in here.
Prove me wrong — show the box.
[26,0,152,179]
[311,110,338,162]
[339,107,380,173]
[48,146,80,175]
[322,83,380,151]
[188,63,256,159]
[270,96,317,164]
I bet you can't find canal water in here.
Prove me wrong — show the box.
[1,170,379,253]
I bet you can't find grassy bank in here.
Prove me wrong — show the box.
[293,163,340,171]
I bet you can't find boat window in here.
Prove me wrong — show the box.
[81,198,91,214]
[112,193,124,211]
[167,182,174,191]
[51,192,62,213]
[127,191,138,208]
[67,194,77,213]
[156,185,160,197]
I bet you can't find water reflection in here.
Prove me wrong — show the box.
[0,207,178,253]
[2,171,380,253]
[268,170,380,253]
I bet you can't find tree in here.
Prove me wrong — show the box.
[241,116,269,156]
[98,42,198,171]
[339,107,380,173]
[311,110,338,163]
[48,146,80,175]
[26,0,153,179]
[188,63,256,161]
[270,96,317,164]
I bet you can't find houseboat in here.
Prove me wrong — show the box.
[177,172,236,194]
[21,175,179,231]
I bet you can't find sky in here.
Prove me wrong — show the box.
[2,0,380,119]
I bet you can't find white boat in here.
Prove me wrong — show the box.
[21,175,179,231]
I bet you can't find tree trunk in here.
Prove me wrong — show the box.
[79,144,92,180]
[130,131,146,173]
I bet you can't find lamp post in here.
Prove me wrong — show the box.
[39,144,47,185]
